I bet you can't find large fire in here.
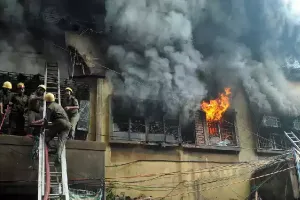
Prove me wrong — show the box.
[201,88,231,122]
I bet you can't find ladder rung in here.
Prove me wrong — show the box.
[50,183,61,185]
[48,194,62,198]
[47,65,58,68]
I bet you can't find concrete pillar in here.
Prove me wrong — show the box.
[87,83,96,141]
[96,78,103,142]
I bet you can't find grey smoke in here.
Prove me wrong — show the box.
[106,0,207,119]
[105,0,300,117]
[0,0,69,76]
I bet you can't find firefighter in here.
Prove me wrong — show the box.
[33,93,71,164]
[0,81,13,133]
[62,87,80,140]
[27,85,46,135]
[0,81,12,114]
[10,82,28,135]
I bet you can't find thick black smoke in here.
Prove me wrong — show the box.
[0,0,70,75]
[105,0,300,117]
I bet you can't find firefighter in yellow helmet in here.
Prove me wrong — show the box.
[27,84,46,135]
[62,87,80,140]
[0,81,12,114]
[0,81,13,133]
[10,82,28,135]
[33,93,71,164]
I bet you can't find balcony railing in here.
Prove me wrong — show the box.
[257,133,288,151]
[111,117,180,144]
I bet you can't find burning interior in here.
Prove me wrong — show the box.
[110,88,239,149]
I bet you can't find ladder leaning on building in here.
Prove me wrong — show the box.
[37,62,69,200]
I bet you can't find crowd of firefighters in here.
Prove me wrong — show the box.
[0,81,80,163]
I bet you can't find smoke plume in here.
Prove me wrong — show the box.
[0,0,69,76]
[105,0,300,117]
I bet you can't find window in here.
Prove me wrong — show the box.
[256,116,288,152]
[261,116,281,128]
[182,110,239,149]
[257,133,287,151]
[110,96,180,145]
[293,118,300,130]
[110,96,238,149]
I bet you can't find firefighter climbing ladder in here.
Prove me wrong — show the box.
[38,62,69,200]
[284,131,300,152]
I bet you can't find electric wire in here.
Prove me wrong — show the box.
[153,165,294,199]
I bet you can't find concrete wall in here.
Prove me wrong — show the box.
[0,135,105,195]
[97,79,260,200]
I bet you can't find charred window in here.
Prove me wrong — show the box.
[67,46,91,78]
[110,95,180,144]
[181,110,238,147]
[257,115,288,151]
[293,118,300,131]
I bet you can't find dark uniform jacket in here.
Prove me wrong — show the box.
[61,96,79,118]
[46,102,69,122]
[11,94,28,114]
[28,92,43,112]
[0,90,13,110]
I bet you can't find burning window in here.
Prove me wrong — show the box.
[182,88,238,148]
[201,88,237,146]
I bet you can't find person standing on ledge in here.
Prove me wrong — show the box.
[26,84,46,135]
[0,81,13,134]
[10,82,28,135]
[62,87,80,140]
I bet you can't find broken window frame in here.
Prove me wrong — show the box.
[182,110,240,149]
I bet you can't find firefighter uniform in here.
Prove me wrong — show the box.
[10,83,28,135]
[27,85,46,135]
[0,81,13,133]
[45,93,71,163]
[62,87,79,139]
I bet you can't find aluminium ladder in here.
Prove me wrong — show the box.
[284,131,300,152]
[38,62,69,200]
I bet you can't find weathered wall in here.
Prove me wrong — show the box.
[65,33,300,199]
[97,79,260,200]
[0,135,105,194]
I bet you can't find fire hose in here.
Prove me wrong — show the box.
[32,120,52,200]
[0,105,11,132]
[43,145,50,200]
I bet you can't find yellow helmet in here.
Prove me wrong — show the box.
[65,87,73,93]
[2,81,12,89]
[44,93,55,102]
[38,85,46,90]
[17,82,25,89]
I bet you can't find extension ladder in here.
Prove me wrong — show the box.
[38,62,69,200]
[284,131,300,152]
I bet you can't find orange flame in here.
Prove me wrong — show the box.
[201,88,231,122]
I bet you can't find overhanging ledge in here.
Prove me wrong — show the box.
[0,135,106,151]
